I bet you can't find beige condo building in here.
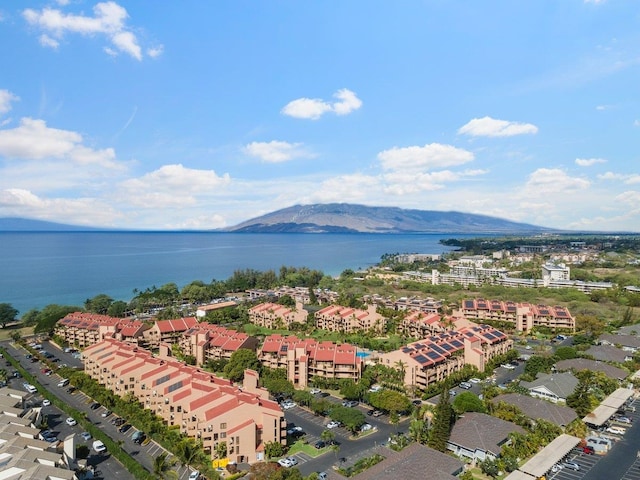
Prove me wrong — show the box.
[248,302,308,329]
[314,304,386,334]
[83,339,285,464]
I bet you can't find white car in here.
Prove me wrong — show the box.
[80,432,92,441]
[360,423,373,432]
[65,417,77,426]
[606,426,626,435]
[469,378,481,384]
[551,464,563,473]
[281,401,297,410]
[501,364,516,370]
[92,440,106,453]
[188,471,200,480]
[42,399,51,407]
[310,388,322,395]
[278,458,293,468]
[327,420,341,429]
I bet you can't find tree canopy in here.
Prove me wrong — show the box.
[0,304,18,328]
[223,349,261,382]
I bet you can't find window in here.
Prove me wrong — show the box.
[220,423,227,430]
[220,432,226,439]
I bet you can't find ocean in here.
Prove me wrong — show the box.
[0,232,470,315]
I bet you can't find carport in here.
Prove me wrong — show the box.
[518,434,581,478]
[582,388,633,427]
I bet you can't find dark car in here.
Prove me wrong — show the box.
[67,386,76,394]
[90,402,101,410]
[313,440,326,449]
[132,431,146,444]
[119,424,131,434]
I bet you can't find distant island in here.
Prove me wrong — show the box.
[1,203,554,234]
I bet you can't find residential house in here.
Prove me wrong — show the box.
[585,345,633,364]
[314,305,386,334]
[378,324,512,390]
[555,358,628,382]
[259,335,362,388]
[82,339,285,464]
[349,443,464,480]
[248,302,308,329]
[520,372,579,404]
[598,333,640,353]
[447,412,525,462]
[491,393,578,427]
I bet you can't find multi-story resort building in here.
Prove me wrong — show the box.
[142,317,199,348]
[247,302,308,329]
[362,294,443,314]
[379,324,512,390]
[258,335,362,388]
[456,299,575,333]
[247,286,338,305]
[314,304,386,334]
[397,311,472,339]
[55,312,150,348]
[179,323,259,366]
[82,339,285,464]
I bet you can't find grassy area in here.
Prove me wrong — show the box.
[287,439,331,457]
[0,325,34,341]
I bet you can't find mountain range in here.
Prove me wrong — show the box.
[0,204,553,234]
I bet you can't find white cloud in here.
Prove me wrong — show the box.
[458,116,539,137]
[584,0,606,4]
[599,171,640,184]
[377,143,474,172]
[147,45,164,58]
[0,90,19,115]
[310,174,380,203]
[281,88,362,120]
[118,164,231,208]
[244,141,310,163]
[596,104,614,111]
[575,157,606,167]
[23,1,153,60]
[524,168,590,194]
[0,117,122,169]
[0,188,121,225]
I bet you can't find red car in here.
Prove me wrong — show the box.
[41,368,52,375]
[582,445,594,455]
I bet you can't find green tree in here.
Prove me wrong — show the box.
[264,440,286,459]
[107,300,129,317]
[553,346,578,361]
[223,349,260,382]
[428,384,453,452]
[329,406,366,434]
[21,309,40,327]
[480,457,500,478]
[452,391,486,414]
[0,303,18,328]
[33,304,79,334]
[84,294,113,314]
[368,389,411,414]
[152,452,178,480]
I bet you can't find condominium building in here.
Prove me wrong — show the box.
[258,335,362,388]
[363,294,442,314]
[55,312,150,348]
[248,302,308,329]
[397,311,472,338]
[142,317,199,348]
[456,299,575,332]
[314,304,386,334]
[82,339,285,463]
[179,324,259,366]
[378,324,512,390]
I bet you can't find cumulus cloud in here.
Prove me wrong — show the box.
[118,164,231,208]
[458,116,539,137]
[524,168,590,194]
[310,174,380,203]
[0,90,19,115]
[281,88,362,120]
[147,45,164,58]
[575,157,606,167]
[22,1,157,60]
[599,171,640,184]
[244,141,311,163]
[377,143,474,172]
[0,117,122,169]
[0,188,121,225]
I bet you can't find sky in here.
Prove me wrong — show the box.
[0,1,639,232]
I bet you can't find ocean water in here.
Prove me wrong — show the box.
[0,232,469,315]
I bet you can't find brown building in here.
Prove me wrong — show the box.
[179,324,259,366]
[456,299,575,333]
[82,339,285,464]
[379,324,512,390]
[142,317,199,348]
[248,302,308,329]
[55,312,146,348]
[259,335,362,388]
[315,304,385,334]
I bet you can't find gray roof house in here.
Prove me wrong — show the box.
[520,372,578,404]
[598,333,640,352]
[555,358,628,381]
[491,393,578,427]
[447,412,525,462]
[350,444,464,480]
[585,345,633,364]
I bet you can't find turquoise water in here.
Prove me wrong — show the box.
[0,231,469,314]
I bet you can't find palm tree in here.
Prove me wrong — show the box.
[152,452,178,480]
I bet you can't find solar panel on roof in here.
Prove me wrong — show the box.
[414,354,430,364]
[431,345,447,355]
[440,343,453,351]
[464,300,475,308]
[484,332,496,340]
[450,340,463,348]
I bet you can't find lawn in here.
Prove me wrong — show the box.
[0,325,34,341]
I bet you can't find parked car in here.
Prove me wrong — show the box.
[188,471,200,480]
[372,410,384,417]
[278,457,297,468]
[342,400,358,407]
[551,464,563,473]
[309,388,322,394]
[90,402,101,410]
[92,440,107,453]
[313,440,326,449]
[459,382,472,390]
[615,416,632,424]
[281,400,296,410]
[286,426,303,435]
[101,410,113,418]
[582,445,595,455]
[327,420,341,429]
[360,423,373,432]
[65,417,77,426]
[562,461,580,471]
[42,399,51,407]
[501,363,516,370]
[317,473,328,480]
[119,423,132,433]
[469,378,481,383]
[80,432,92,441]
[132,431,146,444]
[606,426,626,435]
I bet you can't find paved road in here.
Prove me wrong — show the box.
[3,340,197,480]
[283,394,406,476]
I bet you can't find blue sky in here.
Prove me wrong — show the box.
[0,1,639,231]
